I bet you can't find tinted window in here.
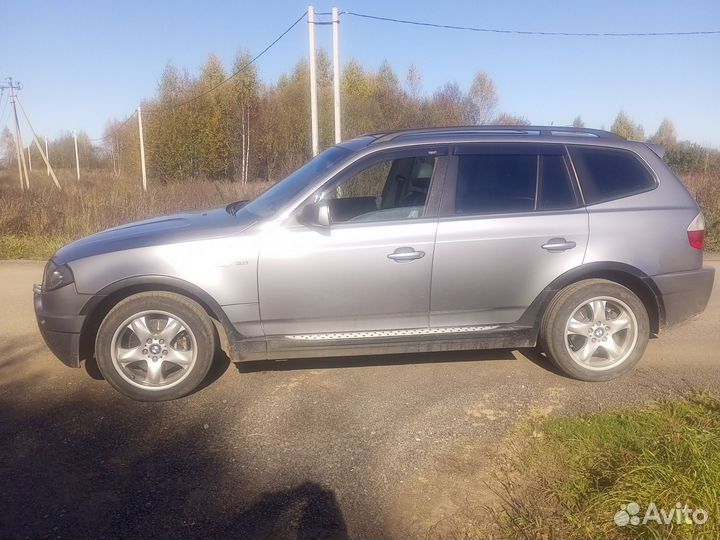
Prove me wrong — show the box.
[455,154,536,214]
[569,146,656,204]
[539,154,576,210]
[322,156,435,223]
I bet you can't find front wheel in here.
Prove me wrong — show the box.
[95,292,216,401]
[540,279,650,382]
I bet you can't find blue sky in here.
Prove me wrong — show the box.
[2,0,719,147]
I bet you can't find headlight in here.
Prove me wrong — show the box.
[43,260,75,291]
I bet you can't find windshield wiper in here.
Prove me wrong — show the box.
[226,200,249,215]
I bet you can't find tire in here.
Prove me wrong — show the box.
[540,279,650,382]
[95,291,216,401]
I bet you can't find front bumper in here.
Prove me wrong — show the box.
[653,266,715,329]
[34,283,87,368]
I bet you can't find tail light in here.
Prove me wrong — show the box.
[687,213,706,250]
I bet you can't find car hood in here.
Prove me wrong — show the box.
[54,207,256,265]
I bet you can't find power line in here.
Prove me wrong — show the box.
[152,10,308,111]
[89,109,137,142]
[89,10,307,144]
[343,11,720,37]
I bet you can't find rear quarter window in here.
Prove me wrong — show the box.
[568,146,656,205]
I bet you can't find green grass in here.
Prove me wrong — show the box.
[489,392,720,539]
[0,234,70,260]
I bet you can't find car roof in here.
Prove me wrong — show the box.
[338,125,634,152]
[375,125,621,141]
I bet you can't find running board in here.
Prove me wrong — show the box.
[284,325,502,341]
[251,324,537,361]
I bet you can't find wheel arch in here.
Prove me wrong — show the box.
[78,276,240,363]
[520,262,665,335]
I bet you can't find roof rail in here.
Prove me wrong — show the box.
[371,125,623,143]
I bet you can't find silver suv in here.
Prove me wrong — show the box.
[34,126,715,401]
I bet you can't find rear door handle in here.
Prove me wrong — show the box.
[388,247,425,262]
[541,238,577,252]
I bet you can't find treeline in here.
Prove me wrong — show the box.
[0,128,103,173]
[103,51,520,183]
[2,51,719,184]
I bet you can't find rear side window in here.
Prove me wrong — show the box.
[455,155,536,214]
[568,146,656,204]
[539,154,576,210]
[454,152,577,215]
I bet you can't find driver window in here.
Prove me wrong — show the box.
[323,156,436,223]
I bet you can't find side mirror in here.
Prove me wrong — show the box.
[299,202,331,228]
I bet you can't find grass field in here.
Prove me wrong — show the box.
[0,167,718,259]
[0,169,270,259]
[486,391,720,540]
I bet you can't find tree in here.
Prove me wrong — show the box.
[374,60,407,129]
[650,118,677,148]
[405,64,422,99]
[494,113,530,126]
[1,127,16,168]
[146,63,196,180]
[230,50,260,184]
[572,116,585,128]
[467,72,498,124]
[196,54,232,179]
[341,59,376,138]
[105,116,141,179]
[611,112,644,140]
[428,83,467,126]
[258,59,312,181]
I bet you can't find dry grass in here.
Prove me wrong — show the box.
[0,167,718,259]
[0,169,270,259]
[677,173,720,252]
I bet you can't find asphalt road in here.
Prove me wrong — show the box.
[1,260,719,539]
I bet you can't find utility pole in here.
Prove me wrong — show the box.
[27,145,32,171]
[307,5,319,156]
[45,136,50,176]
[72,130,80,181]
[15,95,62,189]
[332,7,342,144]
[137,106,147,191]
[11,93,24,189]
[2,78,30,190]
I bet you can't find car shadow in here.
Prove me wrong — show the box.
[236,347,529,374]
[0,373,349,540]
[223,482,348,540]
[514,347,570,378]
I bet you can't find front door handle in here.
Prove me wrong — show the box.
[387,247,426,262]
[541,238,577,252]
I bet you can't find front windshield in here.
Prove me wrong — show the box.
[239,146,352,219]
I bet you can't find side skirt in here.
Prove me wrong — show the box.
[230,324,537,362]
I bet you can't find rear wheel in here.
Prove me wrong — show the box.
[95,292,216,401]
[540,279,650,381]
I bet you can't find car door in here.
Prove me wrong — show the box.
[258,147,449,338]
[430,143,589,327]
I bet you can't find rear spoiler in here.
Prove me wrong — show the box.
[645,143,666,159]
